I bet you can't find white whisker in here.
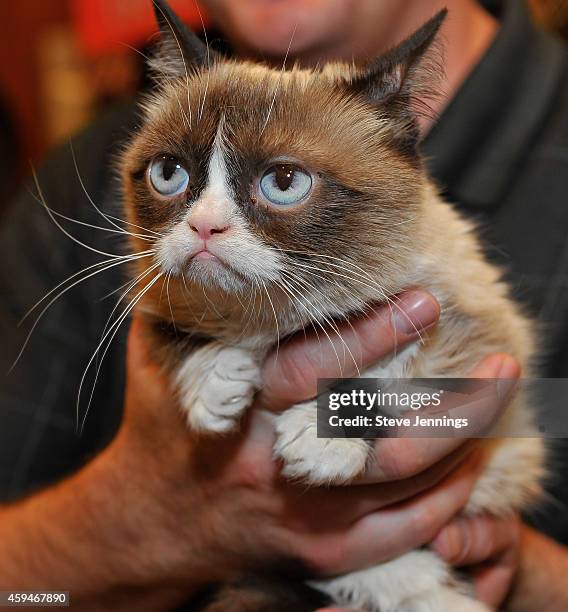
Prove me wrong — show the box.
[260,23,297,136]
[259,277,280,358]
[281,270,361,376]
[99,262,162,345]
[278,272,345,375]
[69,144,164,239]
[10,252,155,371]
[92,262,162,412]
[28,190,156,243]
[282,255,424,346]
[154,0,193,130]
[194,0,211,123]
[20,251,154,326]
[77,271,163,433]
[166,270,178,335]
[31,170,128,259]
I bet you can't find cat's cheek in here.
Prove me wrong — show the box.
[155,225,198,275]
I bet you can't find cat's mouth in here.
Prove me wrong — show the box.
[192,249,221,263]
[183,247,249,289]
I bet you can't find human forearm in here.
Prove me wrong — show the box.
[0,441,196,611]
[506,526,568,611]
[0,298,493,611]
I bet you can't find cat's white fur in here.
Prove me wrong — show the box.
[176,344,261,433]
[312,552,485,612]
[162,123,541,612]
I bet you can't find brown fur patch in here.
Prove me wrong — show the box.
[120,60,425,347]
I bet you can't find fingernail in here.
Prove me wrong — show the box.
[496,355,520,400]
[497,355,520,379]
[391,291,440,336]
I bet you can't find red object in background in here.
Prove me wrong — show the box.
[72,0,209,57]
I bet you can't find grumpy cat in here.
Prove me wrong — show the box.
[117,1,544,609]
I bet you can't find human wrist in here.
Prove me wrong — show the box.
[506,525,568,611]
[82,432,207,593]
[0,437,202,609]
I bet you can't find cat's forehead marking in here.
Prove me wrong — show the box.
[204,117,230,205]
[185,115,237,226]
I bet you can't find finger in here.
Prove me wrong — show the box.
[471,547,518,609]
[259,290,440,411]
[430,515,520,566]
[123,317,188,444]
[358,353,520,483]
[304,449,483,575]
[289,442,478,529]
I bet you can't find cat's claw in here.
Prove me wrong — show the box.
[274,403,369,484]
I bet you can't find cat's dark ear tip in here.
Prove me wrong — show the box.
[430,8,449,32]
[405,7,447,56]
[437,7,449,20]
[152,0,173,29]
[424,7,448,32]
[150,0,217,73]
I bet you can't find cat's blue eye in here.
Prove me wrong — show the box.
[259,164,312,207]
[148,155,189,197]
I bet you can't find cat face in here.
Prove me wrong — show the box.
[120,1,444,337]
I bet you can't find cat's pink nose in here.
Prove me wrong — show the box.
[189,220,229,240]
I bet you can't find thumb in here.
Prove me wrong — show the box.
[125,316,174,407]
[127,316,154,371]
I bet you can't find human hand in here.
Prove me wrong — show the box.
[103,290,457,589]
[320,521,568,612]
[261,288,520,489]
[431,514,521,609]
[106,288,519,602]
[0,289,466,612]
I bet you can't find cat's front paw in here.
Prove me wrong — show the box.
[177,346,261,434]
[397,592,489,612]
[315,551,489,612]
[274,403,369,484]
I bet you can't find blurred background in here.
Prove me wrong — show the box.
[0,0,209,210]
[0,0,566,212]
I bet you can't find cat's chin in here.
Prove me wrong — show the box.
[183,258,249,294]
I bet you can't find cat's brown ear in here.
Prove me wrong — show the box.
[151,0,216,78]
[347,8,445,155]
[349,9,446,105]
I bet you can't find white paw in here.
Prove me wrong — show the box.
[274,403,369,484]
[397,590,489,612]
[315,551,488,612]
[177,346,261,434]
